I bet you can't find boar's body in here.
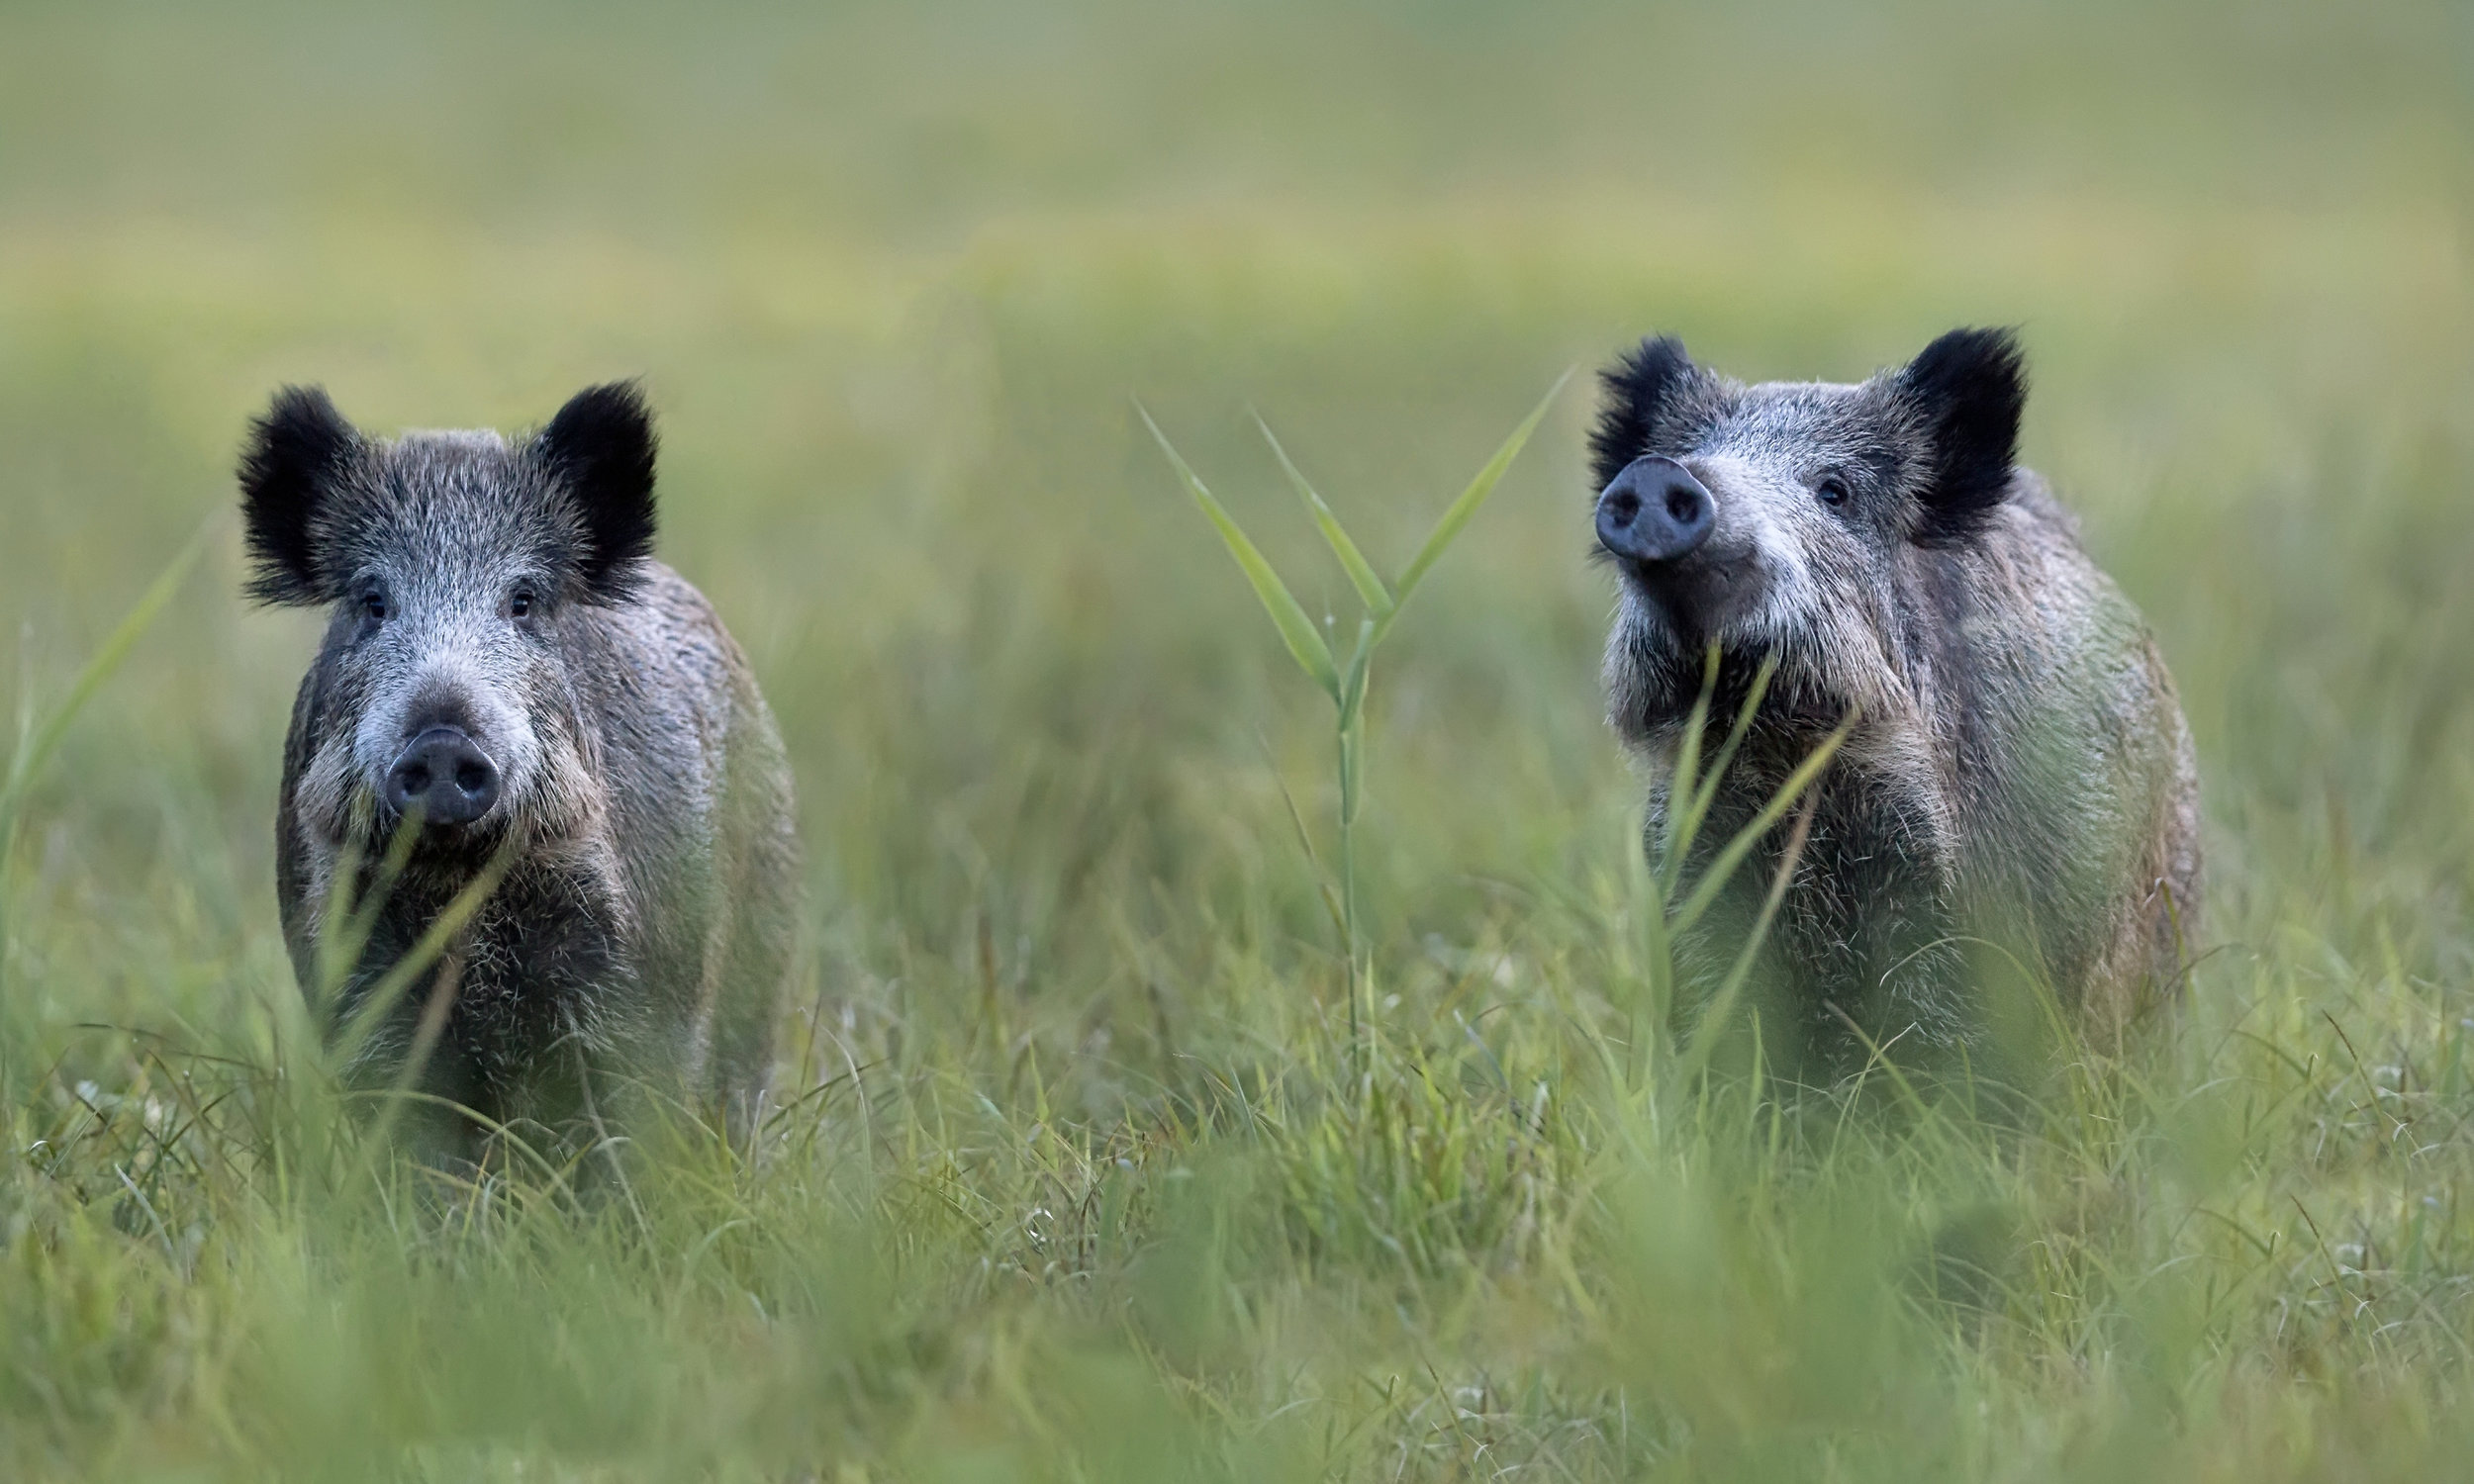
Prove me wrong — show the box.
[1591,330,2199,1077]
[245,386,799,1159]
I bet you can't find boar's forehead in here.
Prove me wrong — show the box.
[1689,381,1915,477]
[333,433,580,588]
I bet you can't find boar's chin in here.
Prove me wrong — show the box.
[1616,541,1779,641]
[1607,588,1864,747]
[310,791,513,873]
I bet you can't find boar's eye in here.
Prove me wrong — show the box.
[360,590,388,624]
[509,587,537,622]
[1814,472,1852,508]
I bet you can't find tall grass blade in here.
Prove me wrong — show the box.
[1676,790,1820,1086]
[1256,413,1393,617]
[328,844,517,1077]
[1375,367,1570,641]
[1141,405,1340,700]
[1338,615,1373,728]
[0,517,212,850]
[1657,645,1722,891]
[1662,651,1780,889]
[315,804,428,1023]
[0,518,211,1040]
[1668,712,1854,942]
[1688,653,1779,829]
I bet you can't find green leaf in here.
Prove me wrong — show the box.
[1337,615,1374,730]
[1141,405,1341,701]
[1377,367,1571,643]
[0,516,212,845]
[1255,413,1393,617]
[1675,790,1822,1087]
[1658,644,1722,892]
[1689,652,1780,830]
[1662,649,1779,892]
[1668,712,1854,943]
[329,841,518,1077]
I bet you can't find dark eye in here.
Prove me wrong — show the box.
[510,589,535,621]
[1815,473,1852,508]
[361,591,387,623]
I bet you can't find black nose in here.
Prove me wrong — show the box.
[1596,456,1714,564]
[383,727,502,827]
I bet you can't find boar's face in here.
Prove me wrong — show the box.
[1590,328,2026,741]
[241,383,658,858]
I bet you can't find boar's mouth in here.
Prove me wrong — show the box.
[361,796,516,862]
[1616,545,1771,642]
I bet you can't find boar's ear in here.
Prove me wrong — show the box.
[1900,326,2026,545]
[239,385,358,605]
[1590,335,1699,492]
[538,381,659,602]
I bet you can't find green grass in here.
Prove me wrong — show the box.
[2,0,2471,1477]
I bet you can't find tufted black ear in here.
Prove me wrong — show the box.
[1589,335,1699,492]
[239,385,358,605]
[537,381,659,602]
[1900,326,2026,546]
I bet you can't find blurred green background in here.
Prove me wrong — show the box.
[1,1,2470,1478]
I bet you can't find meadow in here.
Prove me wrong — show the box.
[1,0,2470,1477]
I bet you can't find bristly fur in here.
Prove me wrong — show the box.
[534,381,660,603]
[1589,335,1700,491]
[1590,325,2200,1077]
[1899,326,2027,546]
[249,381,801,1162]
[239,385,358,605]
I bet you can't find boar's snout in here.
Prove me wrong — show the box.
[384,726,502,828]
[1596,456,1713,565]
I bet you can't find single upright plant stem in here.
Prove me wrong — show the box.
[1142,374,1567,1057]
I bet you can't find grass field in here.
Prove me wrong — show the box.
[2,1,2470,1477]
